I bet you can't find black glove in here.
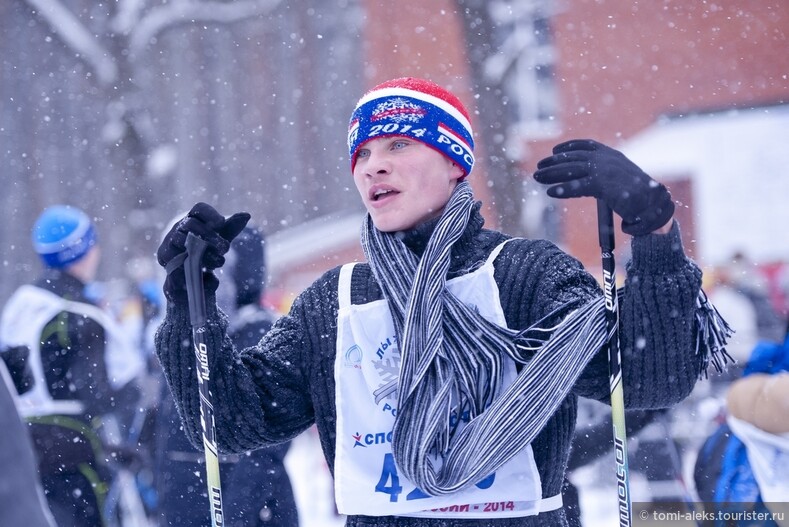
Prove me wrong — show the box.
[157,202,250,302]
[533,139,674,236]
[1,345,34,395]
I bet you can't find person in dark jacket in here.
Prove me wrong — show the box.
[0,349,56,527]
[0,205,144,527]
[154,225,298,526]
[563,407,686,526]
[154,77,728,526]
[693,327,789,526]
[220,226,299,526]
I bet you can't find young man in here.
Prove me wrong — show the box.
[155,77,726,526]
[0,205,144,527]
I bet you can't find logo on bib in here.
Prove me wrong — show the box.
[344,344,362,368]
[370,335,400,404]
[352,433,367,448]
[353,430,394,449]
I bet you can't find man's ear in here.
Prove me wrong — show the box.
[449,161,465,181]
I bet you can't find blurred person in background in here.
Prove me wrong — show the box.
[154,224,298,526]
[0,346,56,527]
[694,324,789,525]
[563,406,690,526]
[0,205,146,527]
[708,251,785,380]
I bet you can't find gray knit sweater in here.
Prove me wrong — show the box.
[155,207,703,527]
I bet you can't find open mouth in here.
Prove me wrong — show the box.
[372,188,398,202]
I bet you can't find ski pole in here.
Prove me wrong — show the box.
[184,232,225,527]
[597,200,632,527]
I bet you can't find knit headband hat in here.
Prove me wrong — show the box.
[348,77,475,176]
[32,205,97,268]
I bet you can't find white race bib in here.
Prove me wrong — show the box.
[728,414,789,504]
[333,241,560,518]
[0,285,144,416]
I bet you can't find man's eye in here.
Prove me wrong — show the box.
[392,141,409,149]
[357,150,370,159]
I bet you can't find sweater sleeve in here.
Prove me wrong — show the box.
[574,221,704,407]
[155,280,321,454]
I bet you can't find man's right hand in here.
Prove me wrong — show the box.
[156,202,250,302]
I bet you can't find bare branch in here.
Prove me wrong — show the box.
[130,0,283,57]
[24,0,118,85]
[111,0,149,35]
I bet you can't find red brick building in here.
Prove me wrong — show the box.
[536,1,788,268]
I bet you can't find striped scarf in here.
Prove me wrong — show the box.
[360,181,609,495]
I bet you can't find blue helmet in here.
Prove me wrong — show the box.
[32,205,97,268]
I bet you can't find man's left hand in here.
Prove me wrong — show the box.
[534,139,674,236]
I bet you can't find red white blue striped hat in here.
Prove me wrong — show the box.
[348,77,475,177]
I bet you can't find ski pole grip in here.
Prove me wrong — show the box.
[597,199,616,252]
[184,232,209,328]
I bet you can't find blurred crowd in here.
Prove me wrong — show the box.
[0,205,301,527]
[567,249,789,524]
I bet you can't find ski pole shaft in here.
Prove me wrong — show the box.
[597,200,632,527]
[184,232,225,527]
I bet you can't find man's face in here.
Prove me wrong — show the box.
[352,136,464,232]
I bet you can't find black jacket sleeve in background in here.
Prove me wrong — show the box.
[0,362,55,527]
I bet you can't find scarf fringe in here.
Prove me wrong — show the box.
[694,289,735,378]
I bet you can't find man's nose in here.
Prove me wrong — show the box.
[365,148,392,176]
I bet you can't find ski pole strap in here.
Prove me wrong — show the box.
[184,233,208,328]
[164,251,187,275]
